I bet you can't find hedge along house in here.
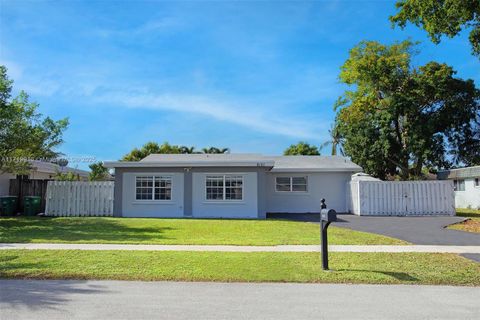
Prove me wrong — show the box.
[104,154,362,219]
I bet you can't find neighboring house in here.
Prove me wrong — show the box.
[437,166,480,209]
[104,154,362,219]
[0,160,90,196]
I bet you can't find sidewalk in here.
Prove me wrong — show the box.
[2,243,480,253]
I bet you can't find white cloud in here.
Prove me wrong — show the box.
[96,90,323,140]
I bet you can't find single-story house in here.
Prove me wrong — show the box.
[104,154,362,219]
[437,166,480,209]
[0,160,90,196]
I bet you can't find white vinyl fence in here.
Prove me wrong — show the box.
[45,181,114,216]
[347,180,455,216]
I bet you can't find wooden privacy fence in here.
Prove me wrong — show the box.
[347,180,455,216]
[45,181,114,216]
[9,179,49,212]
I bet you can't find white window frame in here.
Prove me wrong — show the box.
[453,179,465,192]
[205,174,244,202]
[275,176,308,193]
[135,175,173,201]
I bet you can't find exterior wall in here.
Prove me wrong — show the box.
[191,171,258,219]
[121,170,184,218]
[114,167,268,219]
[455,178,480,209]
[265,172,353,213]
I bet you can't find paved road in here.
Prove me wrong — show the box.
[1,280,479,320]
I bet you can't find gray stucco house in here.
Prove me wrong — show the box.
[104,154,362,219]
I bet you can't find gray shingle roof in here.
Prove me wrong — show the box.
[30,160,90,177]
[140,153,266,163]
[268,156,361,172]
[105,154,362,172]
[437,166,480,179]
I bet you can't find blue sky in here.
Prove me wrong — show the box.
[1,0,478,169]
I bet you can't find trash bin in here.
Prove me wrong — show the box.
[24,196,42,216]
[0,196,18,216]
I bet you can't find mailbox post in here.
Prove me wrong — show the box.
[320,199,336,271]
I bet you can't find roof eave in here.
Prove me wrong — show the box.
[270,167,363,173]
[104,161,275,169]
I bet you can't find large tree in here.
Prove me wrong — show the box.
[334,40,480,180]
[0,66,69,174]
[391,0,480,58]
[283,142,320,156]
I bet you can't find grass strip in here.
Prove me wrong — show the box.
[1,250,478,285]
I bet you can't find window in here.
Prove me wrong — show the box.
[475,178,479,188]
[206,175,243,201]
[136,176,172,200]
[453,179,465,192]
[275,176,308,192]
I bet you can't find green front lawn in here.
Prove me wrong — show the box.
[0,250,478,285]
[450,209,480,233]
[0,217,406,245]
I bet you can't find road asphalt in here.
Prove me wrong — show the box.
[1,280,478,320]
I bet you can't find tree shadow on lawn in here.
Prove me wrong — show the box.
[335,268,419,282]
[0,217,175,243]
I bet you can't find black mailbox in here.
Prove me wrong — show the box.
[320,209,337,222]
[320,204,337,271]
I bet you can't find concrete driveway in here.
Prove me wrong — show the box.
[1,280,479,320]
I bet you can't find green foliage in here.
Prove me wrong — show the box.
[122,142,185,161]
[320,124,344,156]
[284,142,320,156]
[88,162,110,181]
[391,0,480,58]
[54,171,80,181]
[0,66,69,174]
[201,147,230,154]
[334,40,480,180]
[122,142,229,161]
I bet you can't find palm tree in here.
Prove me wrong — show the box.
[201,147,230,154]
[179,146,196,154]
[320,124,344,156]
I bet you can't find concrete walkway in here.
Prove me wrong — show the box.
[2,243,480,253]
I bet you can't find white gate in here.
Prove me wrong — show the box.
[45,181,114,216]
[347,180,455,216]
